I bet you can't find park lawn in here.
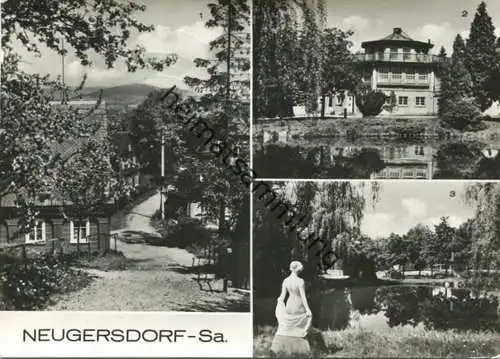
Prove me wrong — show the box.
[254,325,500,358]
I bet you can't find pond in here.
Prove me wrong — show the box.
[253,135,500,179]
[254,285,499,333]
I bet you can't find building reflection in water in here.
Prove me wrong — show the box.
[259,130,436,179]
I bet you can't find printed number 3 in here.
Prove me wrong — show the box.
[450,191,456,198]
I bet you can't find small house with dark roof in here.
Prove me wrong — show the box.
[0,100,114,253]
[322,27,446,117]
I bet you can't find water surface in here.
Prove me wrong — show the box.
[254,135,500,179]
[255,285,499,333]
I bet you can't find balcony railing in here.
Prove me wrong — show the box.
[362,77,430,87]
[356,53,444,63]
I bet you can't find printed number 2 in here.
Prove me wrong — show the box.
[462,10,468,17]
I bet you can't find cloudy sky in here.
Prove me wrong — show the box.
[14,0,221,89]
[326,0,500,54]
[361,181,475,239]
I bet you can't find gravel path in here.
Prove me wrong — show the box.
[47,191,250,312]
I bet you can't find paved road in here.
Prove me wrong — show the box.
[48,191,249,312]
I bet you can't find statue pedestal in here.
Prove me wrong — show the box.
[270,335,311,356]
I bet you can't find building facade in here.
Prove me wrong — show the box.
[356,27,443,116]
[0,100,113,252]
[318,27,445,117]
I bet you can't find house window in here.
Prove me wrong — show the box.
[398,96,409,106]
[405,69,416,81]
[390,48,399,60]
[385,96,391,104]
[416,96,426,106]
[25,221,46,243]
[70,220,90,244]
[328,95,333,107]
[403,48,411,60]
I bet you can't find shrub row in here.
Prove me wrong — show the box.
[0,253,91,310]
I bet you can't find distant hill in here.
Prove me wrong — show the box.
[70,83,196,109]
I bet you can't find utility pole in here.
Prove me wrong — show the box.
[160,127,165,220]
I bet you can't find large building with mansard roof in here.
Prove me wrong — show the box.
[322,27,446,117]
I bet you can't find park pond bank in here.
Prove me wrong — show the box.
[254,284,500,357]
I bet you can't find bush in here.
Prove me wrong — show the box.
[0,253,91,310]
[165,216,213,250]
[355,89,386,117]
[441,99,485,131]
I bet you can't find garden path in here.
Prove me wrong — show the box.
[47,191,249,312]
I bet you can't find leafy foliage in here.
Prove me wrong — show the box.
[163,216,214,250]
[439,35,476,120]
[319,28,360,118]
[441,98,484,131]
[355,86,386,117]
[2,0,177,71]
[464,183,500,272]
[464,1,499,111]
[0,253,92,310]
[253,0,326,117]
[1,0,176,230]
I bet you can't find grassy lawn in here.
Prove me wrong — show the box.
[254,325,500,358]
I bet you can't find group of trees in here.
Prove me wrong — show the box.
[254,181,500,299]
[126,0,251,286]
[254,1,500,122]
[376,218,474,275]
[439,1,500,131]
[2,0,250,283]
[253,0,361,119]
[1,0,175,235]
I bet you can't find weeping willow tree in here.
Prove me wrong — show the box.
[292,181,380,278]
[464,183,500,274]
[253,181,380,298]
